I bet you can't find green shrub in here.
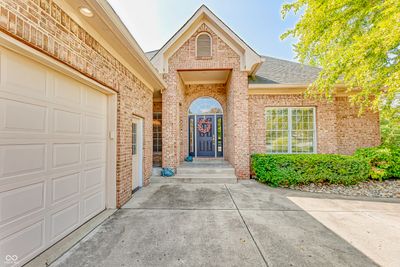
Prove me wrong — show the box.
[354,146,400,180]
[251,154,370,187]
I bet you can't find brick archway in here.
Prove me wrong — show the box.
[181,84,227,161]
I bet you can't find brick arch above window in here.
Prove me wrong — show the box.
[196,32,212,57]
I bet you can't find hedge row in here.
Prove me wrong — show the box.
[251,154,370,187]
[354,146,400,180]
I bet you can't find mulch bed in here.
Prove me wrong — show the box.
[283,179,400,198]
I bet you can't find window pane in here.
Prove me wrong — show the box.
[153,112,162,152]
[266,107,315,154]
[291,108,314,153]
[266,108,289,153]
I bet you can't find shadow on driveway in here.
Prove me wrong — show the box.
[51,181,379,267]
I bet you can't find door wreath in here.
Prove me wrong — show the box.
[197,118,212,134]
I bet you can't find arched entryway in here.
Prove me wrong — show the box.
[188,97,223,157]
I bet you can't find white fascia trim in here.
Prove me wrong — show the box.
[249,83,347,89]
[249,83,311,89]
[88,0,166,90]
[151,5,261,73]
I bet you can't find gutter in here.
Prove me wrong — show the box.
[248,83,347,89]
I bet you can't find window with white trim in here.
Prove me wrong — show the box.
[196,33,211,57]
[153,112,162,152]
[265,107,316,153]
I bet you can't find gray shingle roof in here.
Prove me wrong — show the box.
[251,56,321,85]
[144,51,321,85]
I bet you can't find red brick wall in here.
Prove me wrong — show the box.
[0,0,153,207]
[248,94,380,155]
[335,97,380,154]
[163,23,250,178]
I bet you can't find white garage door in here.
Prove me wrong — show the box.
[0,47,108,266]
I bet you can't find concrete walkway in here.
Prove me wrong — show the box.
[51,181,400,267]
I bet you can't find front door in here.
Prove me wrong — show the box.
[196,115,215,157]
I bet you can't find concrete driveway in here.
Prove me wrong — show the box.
[51,181,400,267]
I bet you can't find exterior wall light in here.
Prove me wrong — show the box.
[79,7,94,17]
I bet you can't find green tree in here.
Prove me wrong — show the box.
[281,0,400,118]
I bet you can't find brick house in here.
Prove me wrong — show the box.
[0,1,379,265]
[149,5,380,179]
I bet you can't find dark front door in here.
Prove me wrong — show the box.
[196,115,215,157]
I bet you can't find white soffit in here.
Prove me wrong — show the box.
[61,0,166,92]
[178,69,231,85]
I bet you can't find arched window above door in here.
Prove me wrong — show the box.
[196,33,212,57]
[189,97,223,115]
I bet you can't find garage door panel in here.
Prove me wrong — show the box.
[54,74,82,105]
[84,87,107,114]
[0,144,46,179]
[1,51,48,99]
[85,114,106,136]
[51,172,80,204]
[53,109,81,134]
[49,202,79,241]
[0,182,44,225]
[85,142,106,162]
[0,99,47,133]
[52,143,81,168]
[83,191,104,221]
[0,219,44,265]
[83,167,104,192]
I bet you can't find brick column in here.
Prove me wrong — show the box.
[228,71,250,179]
[161,73,180,169]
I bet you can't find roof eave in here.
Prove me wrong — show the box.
[67,0,167,91]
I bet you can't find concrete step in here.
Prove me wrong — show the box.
[177,167,235,175]
[192,157,226,163]
[151,175,237,184]
[151,160,237,184]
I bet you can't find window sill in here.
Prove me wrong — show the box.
[196,56,212,60]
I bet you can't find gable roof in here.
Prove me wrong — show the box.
[150,5,262,74]
[146,50,321,85]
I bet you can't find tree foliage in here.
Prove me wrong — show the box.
[281,0,400,117]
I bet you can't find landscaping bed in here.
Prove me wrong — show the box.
[251,146,400,198]
[284,179,400,198]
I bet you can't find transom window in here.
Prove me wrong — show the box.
[153,112,162,152]
[196,33,211,57]
[189,97,222,115]
[265,107,316,154]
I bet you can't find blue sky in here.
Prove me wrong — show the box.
[107,0,300,61]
